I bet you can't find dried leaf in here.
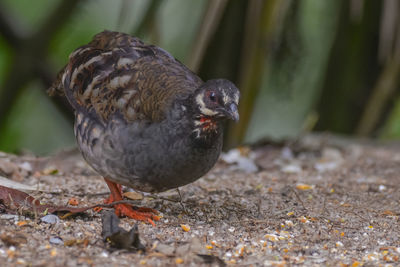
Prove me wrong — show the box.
[0,185,99,215]
[101,211,145,251]
[0,176,37,192]
[382,210,396,216]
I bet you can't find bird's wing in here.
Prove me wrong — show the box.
[49,31,202,123]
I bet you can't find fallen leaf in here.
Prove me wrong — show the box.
[0,185,100,216]
[0,176,37,192]
[382,210,396,216]
[101,210,145,251]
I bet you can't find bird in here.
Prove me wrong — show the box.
[49,30,240,225]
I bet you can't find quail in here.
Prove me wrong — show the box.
[49,30,240,225]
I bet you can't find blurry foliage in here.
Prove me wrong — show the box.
[1,0,400,155]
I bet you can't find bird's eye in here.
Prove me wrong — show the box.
[209,92,216,102]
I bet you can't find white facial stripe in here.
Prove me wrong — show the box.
[200,107,218,116]
[196,94,218,116]
[196,93,205,108]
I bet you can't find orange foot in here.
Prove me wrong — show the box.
[101,178,160,226]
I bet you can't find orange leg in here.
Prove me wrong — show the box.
[103,178,159,226]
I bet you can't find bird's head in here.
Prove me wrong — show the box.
[194,79,240,122]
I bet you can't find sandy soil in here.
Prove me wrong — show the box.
[0,134,400,266]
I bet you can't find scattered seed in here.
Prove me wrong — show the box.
[50,248,57,257]
[68,198,79,206]
[181,224,190,232]
[296,184,312,190]
[16,221,28,227]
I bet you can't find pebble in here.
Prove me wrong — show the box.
[155,243,175,255]
[49,237,63,245]
[41,214,60,224]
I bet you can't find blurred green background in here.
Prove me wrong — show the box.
[1,0,400,155]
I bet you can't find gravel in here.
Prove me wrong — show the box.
[0,134,400,266]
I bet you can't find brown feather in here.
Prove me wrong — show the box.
[54,30,202,123]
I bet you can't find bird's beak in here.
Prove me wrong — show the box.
[225,103,239,122]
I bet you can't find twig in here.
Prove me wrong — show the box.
[176,188,188,214]
[291,187,308,211]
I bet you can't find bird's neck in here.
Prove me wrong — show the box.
[171,98,222,147]
[190,115,222,147]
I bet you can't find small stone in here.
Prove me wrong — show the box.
[49,237,63,245]
[190,238,203,253]
[282,164,302,173]
[155,243,175,256]
[176,243,190,256]
[19,162,32,172]
[41,214,60,224]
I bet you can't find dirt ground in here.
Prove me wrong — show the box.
[0,133,400,266]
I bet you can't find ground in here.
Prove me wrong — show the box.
[0,134,400,266]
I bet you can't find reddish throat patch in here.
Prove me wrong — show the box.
[199,117,217,130]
